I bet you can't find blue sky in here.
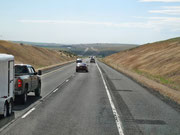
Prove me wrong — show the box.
[0,0,180,44]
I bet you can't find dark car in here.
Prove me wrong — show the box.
[76,63,88,72]
[90,58,95,63]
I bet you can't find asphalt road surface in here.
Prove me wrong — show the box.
[0,59,180,135]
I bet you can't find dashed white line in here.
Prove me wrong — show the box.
[21,108,35,119]
[66,79,69,82]
[53,88,58,93]
[96,63,124,135]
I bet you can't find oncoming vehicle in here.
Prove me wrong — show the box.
[76,63,88,72]
[14,64,42,104]
[76,58,82,63]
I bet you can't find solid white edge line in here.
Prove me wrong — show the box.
[21,108,35,119]
[96,63,124,135]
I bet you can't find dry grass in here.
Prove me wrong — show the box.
[103,37,180,104]
[0,40,76,69]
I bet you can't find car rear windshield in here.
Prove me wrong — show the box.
[15,66,29,74]
[76,60,82,63]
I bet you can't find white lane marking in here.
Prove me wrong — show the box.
[96,63,124,135]
[66,79,69,82]
[21,108,35,119]
[53,88,58,93]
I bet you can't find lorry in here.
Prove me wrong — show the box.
[14,64,41,104]
[0,54,14,117]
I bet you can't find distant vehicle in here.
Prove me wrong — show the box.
[0,54,14,117]
[76,63,88,72]
[76,58,82,63]
[90,58,95,63]
[14,64,42,104]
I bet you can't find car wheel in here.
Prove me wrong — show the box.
[35,82,41,97]
[76,69,78,72]
[21,91,27,104]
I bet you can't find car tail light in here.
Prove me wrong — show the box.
[18,79,22,88]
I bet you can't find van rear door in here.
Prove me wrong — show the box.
[8,60,14,98]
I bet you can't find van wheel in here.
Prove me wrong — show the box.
[35,82,41,97]
[8,101,13,116]
[3,103,8,117]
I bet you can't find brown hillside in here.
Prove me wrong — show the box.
[0,40,75,69]
[104,37,180,91]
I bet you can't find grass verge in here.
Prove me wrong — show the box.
[100,59,180,104]
[134,69,180,91]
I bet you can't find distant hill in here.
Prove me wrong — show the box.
[66,44,137,57]
[0,40,76,69]
[104,37,180,91]
[12,41,67,47]
[12,41,137,57]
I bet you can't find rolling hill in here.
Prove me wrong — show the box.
[103,37,180,91]
[0,40,76,69]
[60,43,137,57]
[12,41,137,57]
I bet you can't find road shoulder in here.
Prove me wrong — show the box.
[100,59,180,106]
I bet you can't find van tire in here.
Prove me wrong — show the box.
[3,103,8,117]
[8,100,13,116]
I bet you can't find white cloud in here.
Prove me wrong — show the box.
[134,16,180,23]
[134,16,180,32]
[149,6,180,15]
[20,20,112,25]
[19,20,153,28]
[140,0,180,2]
[148,17,180,25]
[19,17,180,32]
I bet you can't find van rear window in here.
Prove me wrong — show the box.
[76,60,82,63]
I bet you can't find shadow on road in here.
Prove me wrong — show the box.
[14,95,42,111]
[0,95,42,129]
[0,112,15,129]
[76,72,88,73]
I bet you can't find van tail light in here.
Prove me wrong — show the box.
[18,79,22,88]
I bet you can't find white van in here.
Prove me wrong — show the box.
[0,54,14,117]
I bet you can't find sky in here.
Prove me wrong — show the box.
[0,0,180,44]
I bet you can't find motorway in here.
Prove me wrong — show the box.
[0,59,180,135]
